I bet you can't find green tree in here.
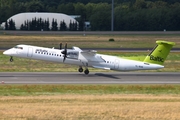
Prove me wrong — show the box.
[85,3,95,19]
[51,18,58,31]
[134,0,146,9]
[69,20,73,31]
[57,3,75,14]
[74,3,87,31]
[152,1,168,8]
[60,20,67,31]
[26,0,45,12]
[5,21,9,30]
[43,19,50,31]
[114,5,129,31]
[8,19,16,30]
[75,16,84,31]
[1,0,180,31]
[74,2,86,18]
[89,3,111,30]
[69,21,78,31]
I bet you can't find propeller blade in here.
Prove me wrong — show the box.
[63,55,66,62]
[61,43,67,62]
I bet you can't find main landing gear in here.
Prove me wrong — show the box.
[10,56,13,62]
[78,66,89,75]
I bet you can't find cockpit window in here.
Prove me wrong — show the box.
[14,46,23,50]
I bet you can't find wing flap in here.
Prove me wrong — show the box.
[79,50,104,62]
[92,66,111,70]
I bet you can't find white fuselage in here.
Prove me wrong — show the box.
[3,45,164,71]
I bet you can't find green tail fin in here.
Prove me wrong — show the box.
[143,40,175,65]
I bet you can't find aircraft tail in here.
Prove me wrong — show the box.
[143,40,175,65]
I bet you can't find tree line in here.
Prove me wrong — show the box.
[1,0,180,31]
[5,18,78,31]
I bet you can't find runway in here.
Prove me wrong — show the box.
[0,72,179,84]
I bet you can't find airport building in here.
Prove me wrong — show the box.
[0,12,78,30]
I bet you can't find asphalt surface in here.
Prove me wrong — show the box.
[0,72,179,84]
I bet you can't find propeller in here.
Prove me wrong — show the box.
[61,43,67,62]
[59,43,62,50]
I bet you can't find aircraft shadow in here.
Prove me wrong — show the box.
[94,73,120,79]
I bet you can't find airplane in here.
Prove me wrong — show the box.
[3,40,175,75]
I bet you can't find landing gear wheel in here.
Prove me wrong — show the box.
[84,69,89,75]
[10,56,13,62]
[78,67,83,73]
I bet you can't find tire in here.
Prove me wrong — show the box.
[78,68,83,73]
[84,69,89,75]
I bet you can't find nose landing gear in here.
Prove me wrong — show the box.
[10,56,13,62]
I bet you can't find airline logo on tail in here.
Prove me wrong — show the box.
[150,55,164,62]
[144,40,175,65]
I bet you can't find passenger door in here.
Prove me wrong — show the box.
[27,47,33,57]
[114,59,119,70]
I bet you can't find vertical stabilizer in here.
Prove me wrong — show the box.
[143,40,175,65]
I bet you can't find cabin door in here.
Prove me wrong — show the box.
[27,47,33,57]
[114,59,119,70]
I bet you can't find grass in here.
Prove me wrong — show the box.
[0,34,180,48]
[1,94,180,120]
[1,85,180,119]
[0,94,180,120]
[1,84,180,96]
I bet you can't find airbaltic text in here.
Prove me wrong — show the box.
[150,55,164,62]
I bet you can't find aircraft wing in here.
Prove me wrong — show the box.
[72,46,82,51]
[72,46,96,56]
[79,50,105,62]
[81,50,97,56]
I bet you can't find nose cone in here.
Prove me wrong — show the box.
[3,50,12,55]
